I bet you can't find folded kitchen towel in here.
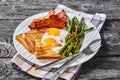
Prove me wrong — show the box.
[10,4,106,80]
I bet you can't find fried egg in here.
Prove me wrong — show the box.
[41,28,68,53]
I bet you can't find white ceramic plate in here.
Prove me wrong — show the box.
[13,12,101,67]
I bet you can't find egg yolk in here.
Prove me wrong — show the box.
[43,38,57,47]
[47,28,60,36]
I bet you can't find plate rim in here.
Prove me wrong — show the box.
[13,11,101,68]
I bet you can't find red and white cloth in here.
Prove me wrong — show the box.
[10,4,106,80]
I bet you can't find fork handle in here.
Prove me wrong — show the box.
[48,52,83,80]
[49,67,67,80]
[36,57,71,70]
[50,72,61,80]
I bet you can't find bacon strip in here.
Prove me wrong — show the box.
[56,10,66,19]
[29,9,67,30]
[32,9,55,22]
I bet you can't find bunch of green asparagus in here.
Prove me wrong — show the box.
[59,16,94,57]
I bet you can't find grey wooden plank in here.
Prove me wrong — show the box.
[0,34,17,57]
[97,28,120,56]
[0,57,120,80]
[0,0,119,19]
[101,29,120,51]
[103,19,120,29]
[0,19,22,29]
[76,56,120,80]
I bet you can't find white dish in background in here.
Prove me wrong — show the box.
[13,11,101,68]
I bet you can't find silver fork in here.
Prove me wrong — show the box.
[42,39,101,80]
[36,39,101,70]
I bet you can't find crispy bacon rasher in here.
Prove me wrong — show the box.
[29,9,67,30]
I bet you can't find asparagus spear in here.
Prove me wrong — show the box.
[73,16,79,34]
[79,18,84,28]
[65,15,71,31]
[74,36,84,54]
[61,48,68,57]
[69,52,73,57]
[72,32,84,53]
[84,27,94,32]
[66,17,74,33]
[59,32,84,55]
[59,35,76,54]
[67,42,75,54]
[65,17,74,41]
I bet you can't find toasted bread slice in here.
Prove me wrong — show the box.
[16,33,31,52]
[34,39,62,59]
[35,51,62,59]
[35,49,62,59]
[15,30,42,53]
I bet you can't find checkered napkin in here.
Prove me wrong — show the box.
[10,4,106,80]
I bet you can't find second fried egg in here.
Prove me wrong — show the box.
[41,28,68,53]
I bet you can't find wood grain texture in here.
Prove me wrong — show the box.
[0,0,120,80]
[0,0,119,19]
[76,56,120,80]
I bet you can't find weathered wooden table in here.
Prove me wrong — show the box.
[0,0,120,80]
